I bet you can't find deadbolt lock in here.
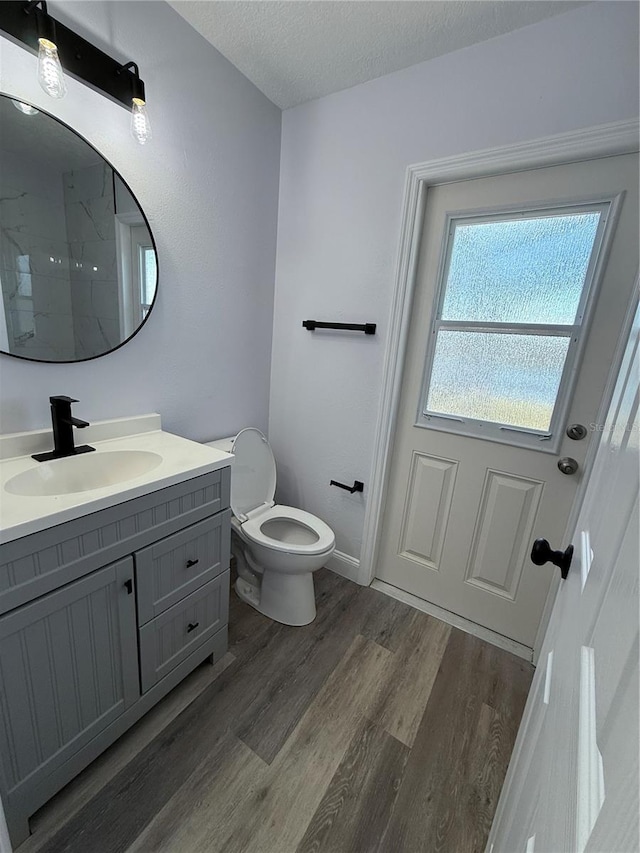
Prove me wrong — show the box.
[566,423,587,441]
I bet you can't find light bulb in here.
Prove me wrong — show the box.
[11,100,39,116]
[131,98,152,145]
[37,38,66,99]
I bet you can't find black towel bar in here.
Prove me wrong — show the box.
[303,321,376,335]
[330,479,364,494]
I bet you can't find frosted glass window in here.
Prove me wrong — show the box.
[442,213,601,324]
[140,246,157,318]
[421,202,607,442]
[427,332,570,431]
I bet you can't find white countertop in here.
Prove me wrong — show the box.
[0,415,233,545]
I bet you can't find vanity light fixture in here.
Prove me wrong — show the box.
[0,1,151,143]
[24,1,66,99]
[119,62,152,145]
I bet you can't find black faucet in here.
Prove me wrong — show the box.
[32,397,95,462]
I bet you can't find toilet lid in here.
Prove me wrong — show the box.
[230,428,276,519]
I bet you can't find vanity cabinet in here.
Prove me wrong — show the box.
[0,467,231,847]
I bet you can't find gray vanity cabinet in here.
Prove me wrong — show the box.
[0,467,231,847]
[0,557,139,811]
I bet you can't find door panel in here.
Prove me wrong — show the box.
[376,153,639,646]
[488,298,640,852]
[464,469,543,600]
[398,452,457,569]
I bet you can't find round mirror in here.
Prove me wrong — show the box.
[0,94,158,362]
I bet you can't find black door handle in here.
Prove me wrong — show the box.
[186,622,199,633]
[124,579,133,594]
[186,558,199,568]
[531,539,573,579]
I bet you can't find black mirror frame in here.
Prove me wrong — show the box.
[0,92,159,364]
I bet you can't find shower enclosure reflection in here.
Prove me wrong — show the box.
[0,95,157,362]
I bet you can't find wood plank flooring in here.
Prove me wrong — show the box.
[18,570,533,853]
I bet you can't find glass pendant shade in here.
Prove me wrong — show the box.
[131,98,152,145]
[37,38,66,99]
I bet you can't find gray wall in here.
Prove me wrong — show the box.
[0,1,281,441]
[268,1,640,562]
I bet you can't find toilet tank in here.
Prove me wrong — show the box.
[205,436,236,453]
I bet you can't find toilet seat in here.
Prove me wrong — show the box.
[223,427,335,558]
[228,428,277,521]
[241,505,334,556]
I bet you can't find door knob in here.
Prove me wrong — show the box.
[558,457,579,475]
[531,538,573,579]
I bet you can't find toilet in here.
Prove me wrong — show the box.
[206,428,335,626]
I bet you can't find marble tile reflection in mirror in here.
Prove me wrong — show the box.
[0,94,157,362]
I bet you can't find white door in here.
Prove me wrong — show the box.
[487,293,640,853]
[376,153,639,648]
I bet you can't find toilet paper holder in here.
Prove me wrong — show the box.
[330,479,364,493]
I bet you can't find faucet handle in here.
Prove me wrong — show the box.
[50,396,79,404]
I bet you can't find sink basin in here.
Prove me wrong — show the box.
[5,450,163,497]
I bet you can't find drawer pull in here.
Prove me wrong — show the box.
[185,558,199,568]
[186,622,200,633]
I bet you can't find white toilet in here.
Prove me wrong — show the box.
[206,428,335,626]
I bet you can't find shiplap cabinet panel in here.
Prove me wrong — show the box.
[0,558,139,800]
[0,468,230,615]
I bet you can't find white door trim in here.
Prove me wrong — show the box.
[359,119,640,651]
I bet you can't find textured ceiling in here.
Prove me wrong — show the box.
[169,1,585,109]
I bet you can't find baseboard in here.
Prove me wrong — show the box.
[325,550,362,584]
[371,580,533,662]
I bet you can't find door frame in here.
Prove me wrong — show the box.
[360,118,639,659]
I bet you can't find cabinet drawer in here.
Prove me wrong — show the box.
[139,571,229,693]
[135,511,230,625]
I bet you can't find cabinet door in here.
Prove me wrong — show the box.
[0,558,139,802]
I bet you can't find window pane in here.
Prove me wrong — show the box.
[441,212,601,324]
[425,331,570,431]
[141,247,157,306]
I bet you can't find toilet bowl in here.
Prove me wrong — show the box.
[206,428,335,626]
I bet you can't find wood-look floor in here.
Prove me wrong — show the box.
[18,570,533,853]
